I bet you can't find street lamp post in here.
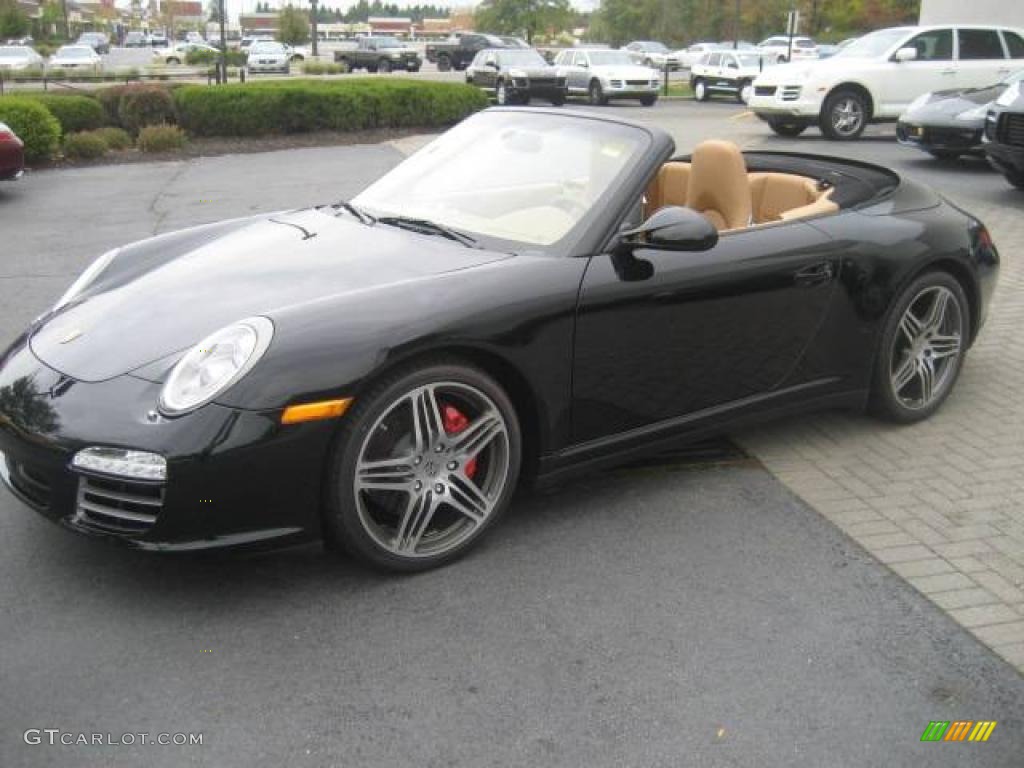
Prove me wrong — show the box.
[218,0,227,83]
[310,0,318,57]
[734,0,741,50]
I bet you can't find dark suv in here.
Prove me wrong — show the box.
[983,82,1024,189]
[466,47,567,106]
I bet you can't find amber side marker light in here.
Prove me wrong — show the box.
[281,398,353,425]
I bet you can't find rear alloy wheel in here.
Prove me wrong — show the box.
[640,94,657,107]
[496,80,509,105]
[871,273,969,423]
[437,54,451,72]
[588,79,607,106]
[737,80,752,104]
[693,78,708,102]
[821,89,868,140]
[325,362,521,571]
[378,59,391,73]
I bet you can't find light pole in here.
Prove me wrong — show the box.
[734,0,741,50]
[218,0,226,83]
[310,0,318,57]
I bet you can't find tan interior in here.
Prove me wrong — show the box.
[643,140,839,231]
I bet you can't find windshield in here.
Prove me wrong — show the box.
[55,47,92,57]
[835,28,910,58]
[373,37,401,48]
[353,112,649,248]
[587,50,634,66]
[637,42,668,52]
[251,42,285,53]
[497,49,547,67]
[794,39,816,48]
[735,53,761,66]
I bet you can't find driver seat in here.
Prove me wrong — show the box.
[686,140,752,231]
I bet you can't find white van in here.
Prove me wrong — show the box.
[748,25,1024,139]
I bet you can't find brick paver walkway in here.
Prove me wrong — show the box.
[741,201,1024,674]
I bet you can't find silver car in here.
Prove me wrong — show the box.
[247,41,290,74]
[554,48,659,106]
[0,45,43,71]
[48,45,102,71]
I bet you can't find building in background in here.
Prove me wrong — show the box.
[919,0,1024,27]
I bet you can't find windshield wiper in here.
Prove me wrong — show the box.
[375,216,481,248]
[331,201,375,225]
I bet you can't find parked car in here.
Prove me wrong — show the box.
[146,31,169,47]
[749,25,1024,140]
[75,32,110,55]
[690,50,765,103]
[553,48,658,105]
[425,32,508,72]
[239,35,273,51]
[466,48,566,105]
[0,45,43,71]
[756,36,818,64]
[0,110,999,572]
[335,36,421,73]
[284,44,310,62]
[124,31,147,48]
[246,40,290,74]
[897,69,1024,159]
[153,42,220,65]
[5,35,33,46]
[185,31,205,44]
[48,45,102,71]
[983,78,1024,188]
[675,42,723,69]
[0,121,24,180]
[623,40,680,70]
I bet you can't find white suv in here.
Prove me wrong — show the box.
[749,25,1024,140]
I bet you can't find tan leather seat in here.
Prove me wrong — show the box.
[686,140,752,231]
[645,161,690,213]
[749,172,838,223]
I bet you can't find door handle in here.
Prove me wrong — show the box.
[794,262,835,286]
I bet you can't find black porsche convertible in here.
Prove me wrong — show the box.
[0,109,1000,571]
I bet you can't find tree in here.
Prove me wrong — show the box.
[278,4,310,45]
[0,0,30,39]
[474,0,573,44]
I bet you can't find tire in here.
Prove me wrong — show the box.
[436,54,451,72]
[496,79,509,105]
[407,65,420,73]
[549,93,564,106]
[366,64,378,73]
[453,61,468,71]
[323,359,522,572]
[767,118,807,137]
[640,94,657,107]
[166,57,180,65]
[870,271,970,424]
[820,88,868,140]
[776,55,788,64]
[378,59,391,73]
[693,78,708,102]
[737,79,752,104]
[1002,169,1024,189]
[588,79,607,106]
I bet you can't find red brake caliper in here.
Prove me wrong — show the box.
[442,404,478,479]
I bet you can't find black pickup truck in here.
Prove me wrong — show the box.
[425,33,516,71]
[334,36,421,73]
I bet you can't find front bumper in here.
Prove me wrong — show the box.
[248,59,289,72]
[748,85,821,118]
[510,80,567,99]
[0,336,334,551]
[603,79,659,98]
[897,119,983,153]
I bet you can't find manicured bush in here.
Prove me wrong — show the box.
[94,126,132,150]
[137,124,187,152]
[63,130,108,160]
[186,48,246,67]
[95,84,130,125]
[0,97,61,163]
[301,61,343,75]
[20,93,106,133]
[174,79,488,137]
[118,85,176,134]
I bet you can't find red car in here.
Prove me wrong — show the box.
[0,121,25,180]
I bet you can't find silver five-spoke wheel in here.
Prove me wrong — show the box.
[889,286,963,411]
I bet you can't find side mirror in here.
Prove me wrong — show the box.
[620,206,718,252]
[894,47,917,62]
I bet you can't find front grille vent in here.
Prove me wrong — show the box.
[998,113,1024,147]
[755,85,777,96]
[6,457,51,509]
[780,85,802,101]
[74,474,164,535]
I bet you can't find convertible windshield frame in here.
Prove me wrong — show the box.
[352,110,661,258]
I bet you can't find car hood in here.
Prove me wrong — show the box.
[753,55,876,84]
[508,65,559,76]
[30,209,512,383]
[904,83,1006,118]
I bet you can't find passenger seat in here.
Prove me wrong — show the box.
[686,140,752,231]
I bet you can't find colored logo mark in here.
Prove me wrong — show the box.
[920,721,997,742]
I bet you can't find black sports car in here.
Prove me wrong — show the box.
[983,79,1024,189]
[466,48,567,106]
[897,70,1024,160]
[0,109,1000,572]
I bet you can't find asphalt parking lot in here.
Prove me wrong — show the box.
[2,99,1024,767]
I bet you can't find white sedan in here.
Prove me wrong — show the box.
[246,41,290,74]
[0,45,43,71]
[675,42,722,70]
[47,45,102,71]
[553,48,659,106]
[152,42,220,65]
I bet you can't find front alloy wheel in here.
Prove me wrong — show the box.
[821,89,867,140]
[694,79,708,101]
[588,80,606,105]
[325,362,521,571]
[872,273,969,423]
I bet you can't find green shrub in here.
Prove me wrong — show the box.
[174,79,488,137]
[63,130,108,160]
[301,61,343,75]
[118,85,176,133]
[137,124,187,152]
[0,97,61,163]
[95,84,129,125]
[186,48,246,67]
[20,93,106,133]
[94,126,132,150]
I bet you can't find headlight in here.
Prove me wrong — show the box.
[996,80,1020,107]
[955,104,989,121]
[509,68,527,78]
[53,248,120,310]
[906,93,932,112]
[159,316,274,415]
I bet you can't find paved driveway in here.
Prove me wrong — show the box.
[1,104,1023,766]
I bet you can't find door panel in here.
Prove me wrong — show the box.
[572,222,840,443]
[877,28,955,115]
[956,28,1010,88]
